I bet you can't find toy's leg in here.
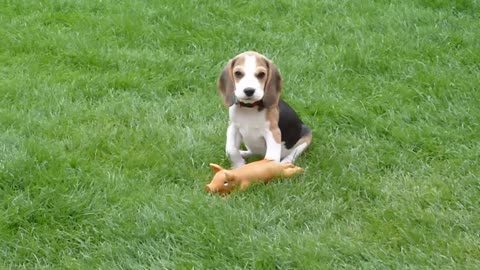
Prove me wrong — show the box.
[281,163,304,177]
[280,163,296,169]
[283,168,304,177]
[240,180,251,191]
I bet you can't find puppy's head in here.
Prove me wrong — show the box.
[217,51,282,108]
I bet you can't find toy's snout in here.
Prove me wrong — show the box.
[205,173,233,195]
[205,184,215,193]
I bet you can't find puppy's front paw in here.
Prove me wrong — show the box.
[239,150,253,158]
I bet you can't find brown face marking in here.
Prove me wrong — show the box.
[231,55,245,84]
[231,52,269,86]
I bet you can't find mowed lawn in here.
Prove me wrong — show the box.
[1,0,479,268]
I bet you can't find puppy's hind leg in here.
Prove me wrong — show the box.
[281,126,312,164]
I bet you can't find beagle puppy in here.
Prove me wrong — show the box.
[218,51,312,168]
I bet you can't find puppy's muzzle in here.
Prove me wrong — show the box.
[243,88,255,97]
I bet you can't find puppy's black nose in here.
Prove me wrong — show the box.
[244,88,255,97]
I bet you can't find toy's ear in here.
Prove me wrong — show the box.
[209,163,225,173]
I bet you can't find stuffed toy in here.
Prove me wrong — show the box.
[205,159,304,194]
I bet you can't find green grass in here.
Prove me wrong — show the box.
[1,0,479,268]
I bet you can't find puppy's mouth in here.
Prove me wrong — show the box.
[235,98,264,108]
[236,97,261,104]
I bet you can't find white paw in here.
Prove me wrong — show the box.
[240,150,253,158]
[280,157,293,164]
[232,160,245,169]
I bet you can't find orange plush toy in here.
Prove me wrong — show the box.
[205,159,304,195]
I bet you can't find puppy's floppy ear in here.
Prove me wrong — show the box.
[263,60,282,108]
[217,59,236,107]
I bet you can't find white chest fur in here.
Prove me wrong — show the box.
[229,106,269,155]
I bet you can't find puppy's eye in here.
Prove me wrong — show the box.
[223,181,229,186]
[234,71,243,79]
[256,72,266,79]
